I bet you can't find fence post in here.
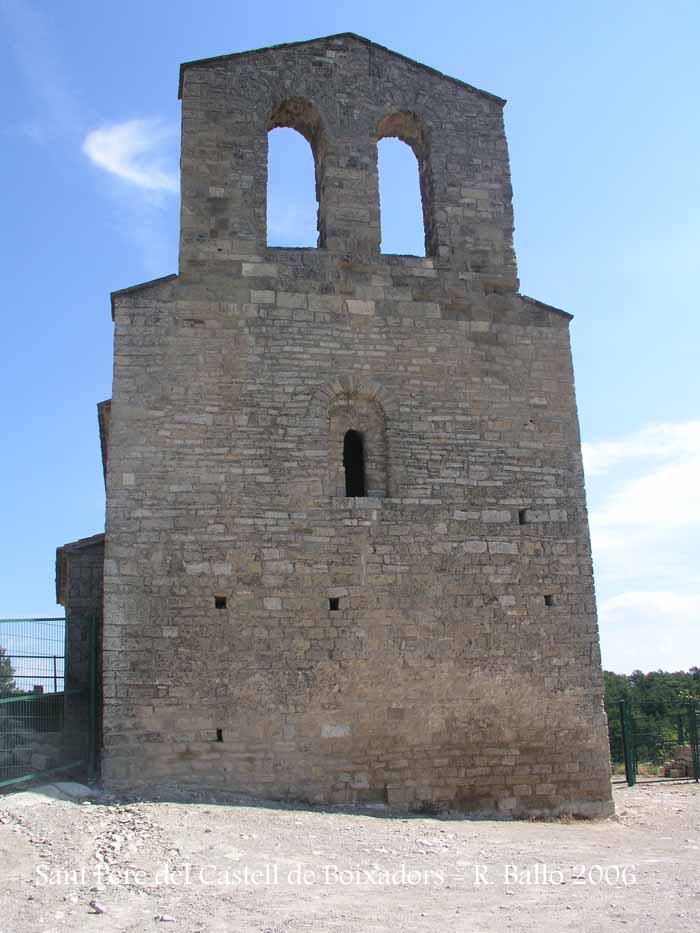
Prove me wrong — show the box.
[619,699,636,787]
[689,702,700,784]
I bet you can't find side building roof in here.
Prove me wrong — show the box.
[55,534,105,606]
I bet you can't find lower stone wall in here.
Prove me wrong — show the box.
[102,499,613,818]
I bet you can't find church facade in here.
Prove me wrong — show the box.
[62,34,612,817]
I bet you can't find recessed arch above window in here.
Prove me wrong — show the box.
[376,111,435,258]
[266,97,328,248]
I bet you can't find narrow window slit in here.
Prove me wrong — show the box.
[518,509,527,525]
[329,598,340,611]
[216,728,223,742]
[343,429,366,497]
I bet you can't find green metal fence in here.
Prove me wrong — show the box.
[609,699,700,786]
[0,617,97,789]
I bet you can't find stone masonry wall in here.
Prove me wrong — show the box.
[56,534,104,762]
[102,35,613,817]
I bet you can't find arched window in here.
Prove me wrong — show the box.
[266,98,326,248]
[377,138,424,256]
[376,112,434,257]
[329,396,388,499]
[343,430,366,497]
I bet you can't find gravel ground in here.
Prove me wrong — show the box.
[0,779,698,931]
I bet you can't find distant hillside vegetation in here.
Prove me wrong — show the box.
[604,668,700,764]
[604,668,700,713]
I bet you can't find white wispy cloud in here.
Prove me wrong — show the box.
[598,591,700,672]
[82,119,178,194]
[583,420,700,476]
[2,0,177,273]
[81,119,179,276]
[586,419,700,671]
[600,590,700,621]
[588,419,700,546]
[592,458,700,533]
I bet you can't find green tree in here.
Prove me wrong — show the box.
[0,645,18,696]
[604,667,700,765]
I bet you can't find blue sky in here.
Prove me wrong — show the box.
[1,0,698,673]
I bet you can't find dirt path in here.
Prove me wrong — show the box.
[0,780,698,931]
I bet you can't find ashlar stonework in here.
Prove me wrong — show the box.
[67,34,613,817]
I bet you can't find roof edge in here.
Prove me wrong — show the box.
[519,294,573,321]
[177,33,506,105]
[57,533,106,554]
[110,273,177,320]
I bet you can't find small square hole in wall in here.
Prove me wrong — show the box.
[329,597,340,611]
[544,594,555,607]
[216,728,223,742]
[215,595,227,610]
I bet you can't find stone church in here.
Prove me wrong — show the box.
[57,34,613,817]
